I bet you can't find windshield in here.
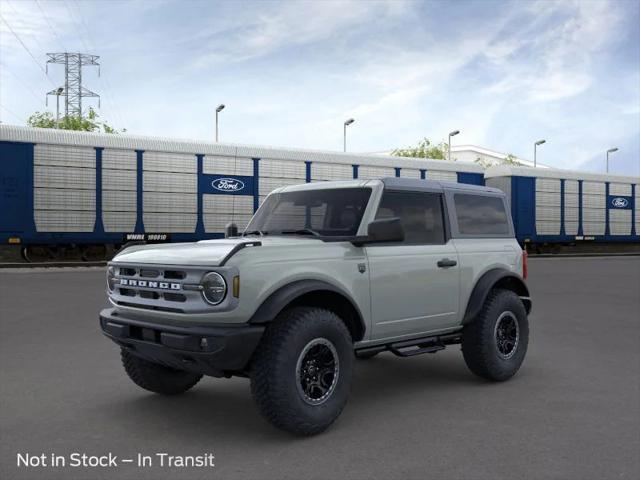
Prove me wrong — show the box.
[245,187,372,237]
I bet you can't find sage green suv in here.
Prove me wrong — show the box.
[100,178,531,435]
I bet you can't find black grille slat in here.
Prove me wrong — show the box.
[163,292,186,303]
[140,269,160,278]
[164,270,186,280]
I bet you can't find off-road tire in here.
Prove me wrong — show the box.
[250,307,354,435]
[461,288,529,381]
[121,349,202,395]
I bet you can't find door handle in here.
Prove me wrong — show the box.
[437,258,457,268]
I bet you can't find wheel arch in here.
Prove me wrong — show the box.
[462,268,531,324]
[249,280,366,342]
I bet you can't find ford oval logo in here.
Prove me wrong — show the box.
[211,178,245,192]
[611,197,629,208]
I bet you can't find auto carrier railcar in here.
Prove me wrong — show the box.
[0,125,485,260]
[485,165,639,250]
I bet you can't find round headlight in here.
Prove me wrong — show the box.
[106,266,116,292]
[201,272,227,305]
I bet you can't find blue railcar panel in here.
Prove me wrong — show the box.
[560,179,565,236]
[305,161,312,183]
[632,184,636,236]
[457,172,484,186]
[605,182,610,236]
[0,142,33,237]
[578,180,583,236]
[252,158,260,212]
[94,147,104,234]
[511,176,536,242]
[135,150,144,234]
[200,174,255,196]
[195,154,205,234]
[607,194,633,209]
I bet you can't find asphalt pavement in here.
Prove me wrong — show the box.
[1,257,639,480]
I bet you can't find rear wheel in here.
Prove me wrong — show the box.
[461,289,529,381]
[250,307,354,435]
[121,349,202,395]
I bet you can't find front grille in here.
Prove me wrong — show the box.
[111,264,200,313]
[108,262,237,314]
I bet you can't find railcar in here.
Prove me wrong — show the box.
[485,165,639,251]
[0,125,484,261]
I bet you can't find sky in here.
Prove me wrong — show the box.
[0,0,638,175]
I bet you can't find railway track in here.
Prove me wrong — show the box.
[0,261,107,269]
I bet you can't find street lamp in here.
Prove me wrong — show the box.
[343,118,355,152]
[55,87,64,127]
[606,147,618,173]
[533,139,546,167]
[448,130,460,162]
[215,104,225,142]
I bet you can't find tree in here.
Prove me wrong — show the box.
[27,107,124,133]
[474,153,523,168]
[391,138,448,160]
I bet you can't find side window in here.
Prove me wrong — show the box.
[375,191,445,244]
[454,194,510,235]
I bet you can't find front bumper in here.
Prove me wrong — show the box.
[99,308,264,377]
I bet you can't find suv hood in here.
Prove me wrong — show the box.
[111,236,323,266]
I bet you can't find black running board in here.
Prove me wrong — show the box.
[356,332,462,358]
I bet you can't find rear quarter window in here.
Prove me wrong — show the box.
[453,194,510,236]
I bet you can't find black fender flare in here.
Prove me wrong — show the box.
[462,269,531,324]
[248,279,366,339]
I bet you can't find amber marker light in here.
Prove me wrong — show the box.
[233,276,240,298]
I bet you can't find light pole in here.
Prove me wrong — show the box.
[215,104,225,142]
[606,147,618,173]
[534,139,546,167]
[55,87,64,127]
[448,130,460,161]
[343,118,355,152]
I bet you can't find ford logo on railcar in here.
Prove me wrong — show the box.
[212,178,245,192]
[611,197,629,208]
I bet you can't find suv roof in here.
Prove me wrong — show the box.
[276,178,504,195]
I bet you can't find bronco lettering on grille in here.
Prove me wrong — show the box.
[119,278,181,290]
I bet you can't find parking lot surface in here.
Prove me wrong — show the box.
[1,257,639,480]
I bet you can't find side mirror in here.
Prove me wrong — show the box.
[353,217,404,245]
[225,222,239,238]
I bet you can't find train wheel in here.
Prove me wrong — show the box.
[81,244,107,262]
[22,245,58,263]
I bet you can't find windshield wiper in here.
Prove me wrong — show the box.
[279,228,321,237]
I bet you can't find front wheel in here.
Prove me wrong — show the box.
[461,289,529,381]
[250,307,354,435]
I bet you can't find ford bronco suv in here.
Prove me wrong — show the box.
[100,178,531,435]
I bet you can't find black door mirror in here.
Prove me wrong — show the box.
[225,222,239,238]
[353,217,404,245]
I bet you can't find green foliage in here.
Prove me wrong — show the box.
[391,138,448,160]
[27,108,124,133]
[503,153,521,165]
[474,153,523,168]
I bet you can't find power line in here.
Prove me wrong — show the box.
[0,14,56,87]
[4,0,49,59]
[0,103,24,123]
[0,61,44,103]
[34,0,67,52]
[62,0,91,52]
[70,0,127,128]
